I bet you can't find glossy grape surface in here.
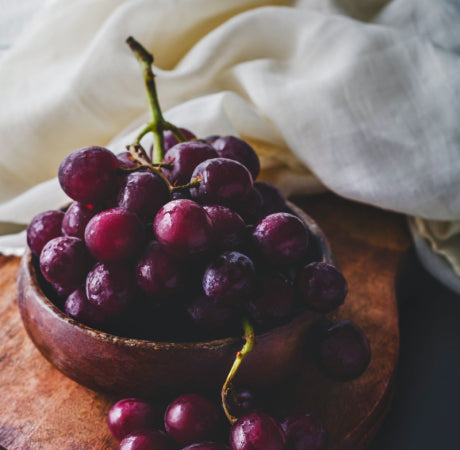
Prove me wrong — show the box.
[281,414,327,450]
[27,210,64,257]
[64,287,107,329]
[164,128,196,152]
[182,443,229,450]
[119,430,172,450]
[62,202,96,240]
[203,205,245,251]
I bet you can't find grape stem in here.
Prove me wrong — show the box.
[170,177,201,192]
[126,36,186,163]
[221,316,256,425]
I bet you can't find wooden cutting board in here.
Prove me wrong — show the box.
[0,193,410,449]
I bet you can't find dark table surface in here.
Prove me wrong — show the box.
[368,246,460,450]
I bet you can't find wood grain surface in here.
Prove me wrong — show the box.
[0,194,410,449]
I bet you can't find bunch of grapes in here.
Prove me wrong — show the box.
[26,37,371,449]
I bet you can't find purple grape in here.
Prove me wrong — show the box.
[85,208,145,262]
[212,136,260,181]
[108,398,160,441]
[58,146,119,204]
[252,213,309,265]
[186,294,237,336]
[297,262,347,313]
[61,202,96,239]
[153,200,214,259]
[225,388,257,418]
[254,181,286,215]
[162,141,218,186]
[119,430,172,450]
[117,151,139,169]
[317,320,371,381]
[234,188,264,225]
[39,236,90,289]
[172,189,192,200]
[281,414,327,450]
[204,135,220,144]
[247,273,295,329]
[230,412,286,450]
[164,128,196,152]
[190,158,253,206]
[64,287,107,329]
[27,210,64,257]
[86,262,136,316]
[136,240,184,299]
[164,394,221,446]
[118,171,170,222]
[203,205,245,251]
[182,443,229,450]
[202,251,256,306]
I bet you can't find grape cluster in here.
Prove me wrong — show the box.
[107,393,327,449]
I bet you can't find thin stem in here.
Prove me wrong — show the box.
[170,177,201,192]
[163,121,187,143]
[221,317,256,425]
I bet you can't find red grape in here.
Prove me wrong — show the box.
[27,210,64,257]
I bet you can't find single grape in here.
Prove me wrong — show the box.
[164,128,196,152]
[117,151,139,169]
[225,388,257,419]
[58,146,119,204]
[317,320,371,381]
[108,398,161,441]
[182,443,229,450]
[202,251,256,306]
[64,288,107,329]
[27,210,64,257]
[246,273,295,329]
[230,412,286,450]
[297,262,347,313]
[39,236,90,289]
[186,294,237,337]
[61,202,96,240]
[254,181,286,215]
[252,213,309,265]
[86,262,136,316]
[164,393,221,446]
[153,200,214,259]
[162,141,218,186]
[136,240,184,299]
[85,208,145,262]
[281,414,327,450]
[203,205,245,251]
[118,171,170,222]
[119,430,172,450]
[234,188,264,225]
[190,158,253,206]
[212,136,260,181]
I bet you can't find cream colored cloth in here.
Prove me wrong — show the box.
[0,0,460,289]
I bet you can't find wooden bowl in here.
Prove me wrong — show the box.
[16,203,333,397]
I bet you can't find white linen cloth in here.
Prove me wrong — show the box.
[0,0,459,289]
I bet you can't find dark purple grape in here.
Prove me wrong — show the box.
[252,213,308,265]
[225,388,257,418]
[164,128,196,152]
[234,188,264,225]
[247,273,295,329]
[27,210,65,257]
[212,136,260,181]
[254,181,286,215]
[108,398,160,441]
[172,189,192,200]
[317,320,371,381]
[281,414,327,450]
[61,202,96,239]
[118,171,170,222]
[297,262,347,313]
[182,443,229,450]
[190,158,253,206]
[186,294,237,336]
[203,205,245,251]
[39,236,90,288]
[162,141,218,186]
[117,151,139,169]
[64,288,107,329]
[136,240,184,299]
[153,200,214,259]
[164,394,221,446]
[119,430,172,450]
[58,146,119,204]
[204,135,220,144]
[86,262,136,316]
[230,412,286,450]
[202,251,256,306]
[85,208,145,262]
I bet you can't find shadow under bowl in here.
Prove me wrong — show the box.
[16,202,333,397]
